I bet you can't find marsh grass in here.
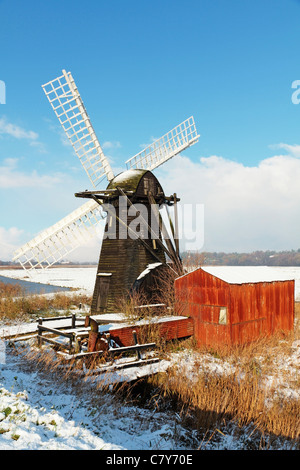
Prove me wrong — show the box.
[145,324,300,446]
[0,280,92,321]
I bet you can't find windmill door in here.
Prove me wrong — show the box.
[95,273,112,312]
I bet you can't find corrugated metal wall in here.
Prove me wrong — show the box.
[108,317,194,347]
[175,268,294,348]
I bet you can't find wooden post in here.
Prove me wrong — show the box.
[173,193,180,257]
[72,313,76,329]
[69,335,73,354]
[74,335,82,354]
[38,318,43,347]
[106,333,114,364]
[132,330,142,360]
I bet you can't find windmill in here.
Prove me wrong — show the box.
[13,70,200,313]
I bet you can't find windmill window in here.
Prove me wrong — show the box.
[143,177,156,195]
[219,307,227,325]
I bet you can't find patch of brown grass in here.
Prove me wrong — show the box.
[148,326,300,444]
[0,281,92,321]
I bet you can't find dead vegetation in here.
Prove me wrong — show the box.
[0,280,92,321]
[145,323,300,447]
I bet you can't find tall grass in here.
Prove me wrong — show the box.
[0,281,92,321]
[146,327,300,445]
[105,273,300,445]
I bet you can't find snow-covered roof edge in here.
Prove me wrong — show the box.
[175,266,295,285]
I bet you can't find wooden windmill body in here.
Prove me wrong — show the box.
[76,169,184,313]
[13,70,200,314]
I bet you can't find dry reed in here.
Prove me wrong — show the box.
[0,281,92,321]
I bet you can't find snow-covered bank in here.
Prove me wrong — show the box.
[0,352,188,450]
[0,267,97,296]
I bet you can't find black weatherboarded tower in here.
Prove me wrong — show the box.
[76,168,182,313]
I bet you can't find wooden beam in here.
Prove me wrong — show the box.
[116,187,179,274]
[89,193,175,271]
[148,192,183,275]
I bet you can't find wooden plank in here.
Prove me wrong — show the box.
[6,333,38,343]
[90,357,161,374]
[37,335,71,351]
[57,342,156,361]
[38,325,73,338]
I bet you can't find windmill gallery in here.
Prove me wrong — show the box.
[9,70,295,371]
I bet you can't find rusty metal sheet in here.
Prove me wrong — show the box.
[175,268,294,348]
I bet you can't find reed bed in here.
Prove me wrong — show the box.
[0,280,92,320]
[146,326,300,447]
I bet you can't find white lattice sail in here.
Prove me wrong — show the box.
[125,116,199,171]
[42,70,114,186]
[12,201,105,270]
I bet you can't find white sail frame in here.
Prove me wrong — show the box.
[125,116,199,171]
[42,70,114,186]
[12,200,105,270]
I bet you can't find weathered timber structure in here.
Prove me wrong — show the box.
[76,169,183,314]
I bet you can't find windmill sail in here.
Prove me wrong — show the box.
[42,70,114,186]
[12,201,106,270]
[125,116,199,171]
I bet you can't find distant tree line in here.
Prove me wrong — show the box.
[3,249,300,268]
[182,250,300,267]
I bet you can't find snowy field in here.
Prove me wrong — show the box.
[0,265,299,451]
[0,266,98,296]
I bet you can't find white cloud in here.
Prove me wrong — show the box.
[102,141,121,150]
[156,144,300,252]
[0,158,62,188]
[64,237,102,263]
[0,117,46,153]
[3,143,300,262]
[0,117,38,140]
[0,227,25,261]
[270,143,300,158]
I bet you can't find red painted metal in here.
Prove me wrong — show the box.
[87,316,194,351]
[109,317,194,347]
[175,268,295,348]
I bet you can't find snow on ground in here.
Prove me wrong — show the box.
[0,351,191,450]
[0,266,196,450]
[0,267,97,296]
[0,265,299,450]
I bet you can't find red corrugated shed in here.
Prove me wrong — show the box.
[174,267,295,348]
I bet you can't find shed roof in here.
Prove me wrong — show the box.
[181,266,295,285]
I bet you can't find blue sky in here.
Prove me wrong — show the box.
[1,0,300,261]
